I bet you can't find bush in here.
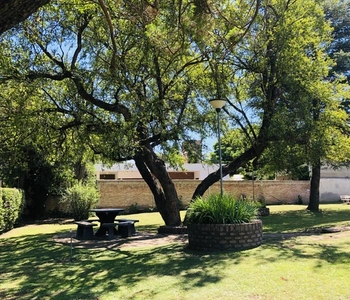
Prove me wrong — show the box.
[0,188,25,233]
[184,193,257,225]
[128,202,140,214]
[61,183,99,221]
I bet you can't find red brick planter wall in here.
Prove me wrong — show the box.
[188,220,263,251]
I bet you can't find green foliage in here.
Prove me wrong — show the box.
[61,183,99,221]
[0,188,25,233]
[184,194,257,225]
[127,203,140,214]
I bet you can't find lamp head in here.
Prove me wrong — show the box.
[209,98,226,112]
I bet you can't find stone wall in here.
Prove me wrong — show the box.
[96,180,310,209]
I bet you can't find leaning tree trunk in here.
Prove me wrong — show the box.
[192,140,269,199]
[193,39,278,199]
[307,162,321,212]
[135,147,181,226]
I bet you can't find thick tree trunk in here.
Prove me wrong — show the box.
[0,0,50,34]
[307,162,320,212]
[135,147,181,226]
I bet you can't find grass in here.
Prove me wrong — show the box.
[0,204,350,299]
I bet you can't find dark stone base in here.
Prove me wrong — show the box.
[188,220,263,251]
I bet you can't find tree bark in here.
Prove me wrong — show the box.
[0,0,50,35]
[135,147,181,226]
[307,162,320,212]
[192,143,268,199]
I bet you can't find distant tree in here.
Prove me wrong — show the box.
[305,0,350,211]
[211,127,309,180]
[182,140,202,163]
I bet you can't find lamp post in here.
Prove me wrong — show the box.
[209,98,226,197]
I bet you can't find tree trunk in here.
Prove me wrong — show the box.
[0,0,50,34]
[193,141,269,199]
[193,38,278,199]
[135,147,181,226]
[307,162,320,212]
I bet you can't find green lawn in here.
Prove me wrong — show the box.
[1,204,350,300]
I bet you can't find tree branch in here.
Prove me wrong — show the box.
[97,0,118,71]
[71,14,91,71]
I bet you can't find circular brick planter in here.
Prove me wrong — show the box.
[188,220,262,251]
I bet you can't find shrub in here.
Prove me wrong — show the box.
[61,183,99,221]
[184,193,257,225]
[0,188,25,232]
[128,202,139,214]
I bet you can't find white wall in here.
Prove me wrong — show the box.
[320,178,350,201]
[320,166,350,201]
[95,162,230,180]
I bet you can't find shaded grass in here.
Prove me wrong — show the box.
[263,204,350,232]
[0,204,350,299]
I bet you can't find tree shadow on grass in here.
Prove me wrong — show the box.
[263,206,350,233]
[0,232,245,299]
[259,230,350,267]
[2,218,350,299]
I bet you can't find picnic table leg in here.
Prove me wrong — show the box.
[94,212,120,237]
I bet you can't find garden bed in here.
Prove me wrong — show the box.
[187,220,263,251]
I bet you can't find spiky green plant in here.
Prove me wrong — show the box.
[184,194,258,225]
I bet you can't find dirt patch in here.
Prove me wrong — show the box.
[53,231,188,250]
[53,226,350,250]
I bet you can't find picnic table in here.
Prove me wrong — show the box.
[89,208,125,237]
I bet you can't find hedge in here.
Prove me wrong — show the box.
[0,188,25,233]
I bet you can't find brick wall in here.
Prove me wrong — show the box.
[188,220,263,251]
[96,180,310,209]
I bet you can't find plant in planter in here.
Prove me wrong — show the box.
[184,194,263,251]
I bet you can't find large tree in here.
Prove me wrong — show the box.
[0,0,260,225]
[193,0,350,209]
[306,0,350,211]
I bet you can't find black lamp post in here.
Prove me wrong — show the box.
[209,98,226,197]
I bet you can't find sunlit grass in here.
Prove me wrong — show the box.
[1,204,350,299]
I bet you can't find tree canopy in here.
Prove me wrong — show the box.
[1,0,260,224]
[0,0,349,219]
[194,0,350,209]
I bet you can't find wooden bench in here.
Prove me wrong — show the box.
[75,221,97,240]
[116,219,139,235]
[340,195,350,204]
